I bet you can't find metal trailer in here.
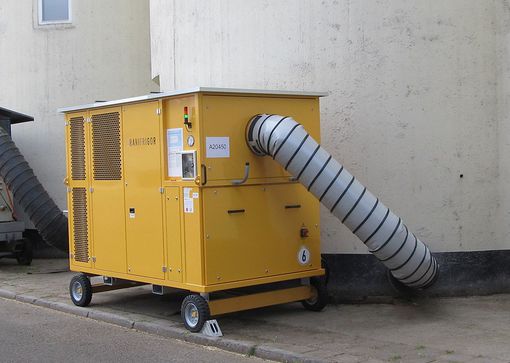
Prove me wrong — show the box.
[59,88,437,332]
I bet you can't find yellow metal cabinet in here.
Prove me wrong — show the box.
[62,88,327,331]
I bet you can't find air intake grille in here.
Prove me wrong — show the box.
[91,112,122,180]
[70,116,86,180]
[72,188,89,263]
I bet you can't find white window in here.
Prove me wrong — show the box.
[38,0,71,25]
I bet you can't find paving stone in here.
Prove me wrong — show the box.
[87,309,135,328]
[48,301,90,317]
[133,321,184,340]
[0,288,16,299]
[15,294,37,304]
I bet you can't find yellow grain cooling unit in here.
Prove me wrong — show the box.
[59,88,328,332]
[59,87,438,332]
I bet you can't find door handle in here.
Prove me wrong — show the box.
[232,162,250,185]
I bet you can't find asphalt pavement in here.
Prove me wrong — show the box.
[0,298,264,363]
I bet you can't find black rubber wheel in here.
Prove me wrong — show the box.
[69,274,92,307]
[302,276,328,312]
[321,256,330,285]
[15,239,33,266]
[181,294,210,332]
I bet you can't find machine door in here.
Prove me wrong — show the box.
[123,102,165,279]
[66,112,92,268]
[89,107,126,273]
[165,187,182,282]
[203,184,321,285]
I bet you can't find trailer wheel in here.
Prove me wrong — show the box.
[15,239,33,266]
[181,294,210,332]
[69,274,92,307]
[302,276,328,312]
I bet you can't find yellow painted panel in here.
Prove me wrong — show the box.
[68,186,92,269]
[165,187,182,282]
[200,95,320,183]
[66,112,91,269]
[86,107,127,274]
[208,286,312,316]
[203,183,321,285]
[90,183,126,273]
[183,186,204,285]
[162,96,200,181]
[122,102,165,280]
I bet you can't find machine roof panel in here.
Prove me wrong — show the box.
[57,87,328,113]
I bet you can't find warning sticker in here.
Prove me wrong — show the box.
[183,187,194,213]
[206,137,230,158]
[167,128,183,177]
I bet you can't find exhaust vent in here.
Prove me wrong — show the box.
[70,116,86,181]
[91,112,122,180]
[72,187,89,263]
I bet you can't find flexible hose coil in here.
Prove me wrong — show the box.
[246,114,438,288]
[0,127,68,252]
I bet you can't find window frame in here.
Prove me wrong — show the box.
[38,0,72,25]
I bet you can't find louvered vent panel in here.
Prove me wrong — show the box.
[72,188,89,263]
[91,112,122,180]
[70,116,86,180]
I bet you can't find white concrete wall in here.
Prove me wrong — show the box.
[151,0,506,253]
[0,0,156,210]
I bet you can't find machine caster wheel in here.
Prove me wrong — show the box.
[15,239,33,266]
[69,274,92,307]
[181,294,210,332]
[302,276,328,312]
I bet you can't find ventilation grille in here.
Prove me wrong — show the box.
[91,112,122,180]
[72,188,89,263]
[70,116,86,180]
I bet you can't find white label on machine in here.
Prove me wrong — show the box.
[192,192,199,199]
[206,137,230,158]
[297,246,310,265]
[167,128,183,177]
[183,187,194,213]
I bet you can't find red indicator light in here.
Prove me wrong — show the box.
[184,107,189,119]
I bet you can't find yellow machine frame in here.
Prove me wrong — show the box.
[61,88,326,328]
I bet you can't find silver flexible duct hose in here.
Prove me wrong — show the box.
[246,114,438,288]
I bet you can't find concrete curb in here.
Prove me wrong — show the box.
[0,288,324,363]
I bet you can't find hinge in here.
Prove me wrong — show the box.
[89,187,94,193]
[162,266,167,273]
[92,256,96,263]
[64,121,69,126]
[67,187,71,193]
[156,108,161,115]
[159,187,164,194]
